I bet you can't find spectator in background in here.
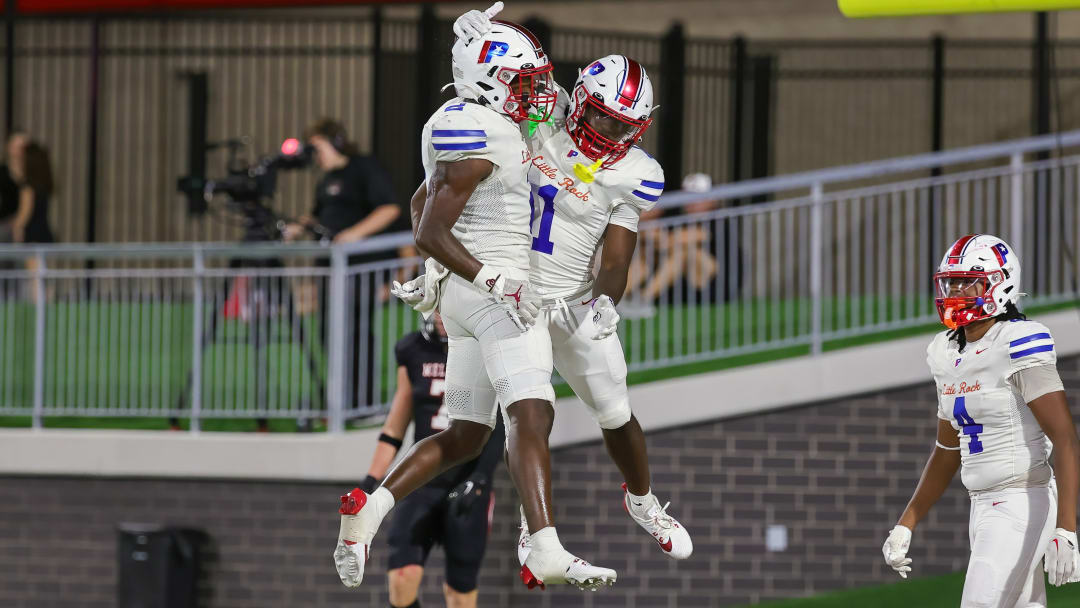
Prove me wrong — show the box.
[7,139,56,303]
[624,172,720,305]
[0,132,27,244]
[284,118,400,413]
[11,141,56,246]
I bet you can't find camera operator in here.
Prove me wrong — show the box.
[283,118,399,253]
[285,118,400,411]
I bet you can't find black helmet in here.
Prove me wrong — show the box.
[420,316,448,345]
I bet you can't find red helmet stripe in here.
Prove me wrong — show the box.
[946,234,979,263]
[618,58,643,107]
[477,40,493,64]
[492,20,545,58]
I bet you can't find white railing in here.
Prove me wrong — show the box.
[1,132,1078,431]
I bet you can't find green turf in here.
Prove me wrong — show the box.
[2,296,1077,430]
[738,571,1080,607]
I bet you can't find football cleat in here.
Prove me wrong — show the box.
[333,488,382,588]
[521,547,617,591]
[622,483,693,560]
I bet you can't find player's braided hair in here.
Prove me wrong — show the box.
[950,302,1027,352]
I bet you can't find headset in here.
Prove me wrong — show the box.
[310,119,349,155]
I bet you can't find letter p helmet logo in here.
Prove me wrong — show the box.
[992,243,1010,266]
[478,41,510,64]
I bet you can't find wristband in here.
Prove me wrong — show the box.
[379,433,403,449]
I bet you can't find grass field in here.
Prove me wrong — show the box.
[738,571,1080,607]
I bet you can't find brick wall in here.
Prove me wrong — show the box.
[3,354,1077,607]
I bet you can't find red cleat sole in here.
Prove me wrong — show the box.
[520,565,545,590]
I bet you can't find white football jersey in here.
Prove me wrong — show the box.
[522,127,664,299]
[926,319,1058,492]
[421,98,533,273]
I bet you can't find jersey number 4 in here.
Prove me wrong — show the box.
[952,396,984,454]
[530,184,558,255]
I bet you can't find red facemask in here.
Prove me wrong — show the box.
[497,65,557,124]
[567,96,651,168]
[933,271,998,329]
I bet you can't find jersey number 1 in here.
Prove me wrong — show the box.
[530,184,558,255]
[952,396,984,454]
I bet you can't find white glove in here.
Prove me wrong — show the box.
[882,525,913,579]
[1044,528,1080,586]
[391,258,449,319]
[390,274,424,307]
[473,265,541,329]
[452,1,503,42]
[589,295,620,340]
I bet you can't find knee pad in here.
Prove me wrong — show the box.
[576,371,631,429]
[591,396,632,430]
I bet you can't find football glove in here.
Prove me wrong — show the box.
[391,258,449,319]
[882,525,913,579]
[452,1,503,42]
[1044,528,1080,586]
[472,265,541,329]
[589,295,620,340]
[447,474,488,520]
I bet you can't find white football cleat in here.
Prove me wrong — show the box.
[622,483,693,560]
[333,488,382,588]
[517,506,532,567]
[520,547,617,591]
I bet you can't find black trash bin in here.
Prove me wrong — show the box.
[117,523,203,608]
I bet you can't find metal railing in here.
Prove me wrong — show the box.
[8,9,1080,246]
[1,133,1078,431]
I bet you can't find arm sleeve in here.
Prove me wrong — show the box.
[1008,363,1065,404]
[1004,321,1057,377]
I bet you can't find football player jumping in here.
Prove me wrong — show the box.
[333,17,617,593]
[883,234,1080,606]
[401,2,694,577]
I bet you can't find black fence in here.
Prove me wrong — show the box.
[3,6,1079,245]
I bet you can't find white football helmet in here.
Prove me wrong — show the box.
[934,234,1022,329]
[566,54,656,168]
[450,20,556,124]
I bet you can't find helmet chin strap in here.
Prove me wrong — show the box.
[445,81,486,103]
